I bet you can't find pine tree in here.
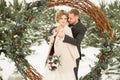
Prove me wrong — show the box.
[80,0,120,79]
[99,0,120,79]
[0,0,50,79]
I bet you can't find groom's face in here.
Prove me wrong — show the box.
[68,13,78,25]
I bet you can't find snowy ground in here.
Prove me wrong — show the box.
[0,41,118,80]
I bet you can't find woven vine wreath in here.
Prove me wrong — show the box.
[48,0,114,80]
[1,0,114,80]
[28,0,113,80]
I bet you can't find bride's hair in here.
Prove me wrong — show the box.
[55,10,68,22]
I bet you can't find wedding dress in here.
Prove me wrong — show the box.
[43,26,79,80]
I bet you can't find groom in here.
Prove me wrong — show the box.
[57,9,87,80]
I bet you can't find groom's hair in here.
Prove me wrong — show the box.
[69,9,80,16]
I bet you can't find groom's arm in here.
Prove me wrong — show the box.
[63,26,87,46]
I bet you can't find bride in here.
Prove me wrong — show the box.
[43,10,79,80]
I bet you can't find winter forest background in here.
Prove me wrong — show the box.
[0,0,120,80]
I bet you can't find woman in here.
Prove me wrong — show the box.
[44,10,79,80]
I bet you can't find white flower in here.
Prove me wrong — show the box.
[47,55,61,71]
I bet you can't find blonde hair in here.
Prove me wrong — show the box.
[55,10,68,22]
[69,9,80,16]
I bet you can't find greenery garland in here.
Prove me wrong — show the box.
[0,0,47,79]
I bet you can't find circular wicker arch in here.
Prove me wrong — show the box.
[25,0,114,80]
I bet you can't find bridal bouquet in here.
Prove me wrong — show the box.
[47,55,61,71]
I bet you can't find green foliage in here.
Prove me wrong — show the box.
[100,0,120,29]
[0,77,2,80]
[80,13,101,47]
[0,0,51,79]
[100,0,120,78]
[80,0,120,80]
[81,0,120,48]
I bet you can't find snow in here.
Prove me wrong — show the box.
[0,56,16,80]
[27,41,101,78]
[0,41,101,80]
[0,41,119,80]
[78,47,100,77]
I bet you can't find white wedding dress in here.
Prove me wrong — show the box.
[43,26,79,80]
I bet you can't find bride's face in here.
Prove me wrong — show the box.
[58,15,68,27]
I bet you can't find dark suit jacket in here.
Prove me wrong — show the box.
[63,21,87,60]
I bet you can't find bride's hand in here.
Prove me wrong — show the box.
[52,28,59,36]
[57,29,64,38]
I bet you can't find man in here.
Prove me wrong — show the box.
[57,9,87,80]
